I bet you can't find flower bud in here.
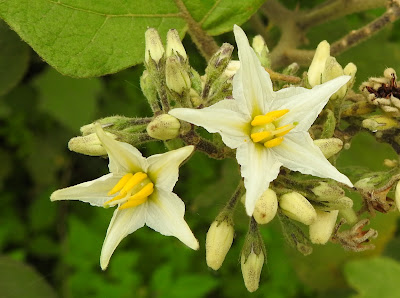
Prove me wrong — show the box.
[165,56,190,95]
[206,220,234,270]
[205,43,234,81]
[311,182,345,201]
[313,138,343,158]
[362,115,399,131]
[395,180,400,212]
[223,60,240,78]
[308,40,330,87]
[145,28,164,64]
[343,62,357,88]
[252,35,270,67]
[314,196,353,211]
[241,249,264,292]
[146,114,180,140]
[166,29,187,60]
[253,189,278,224]
[322,57,346,100]
[309,210,339,244]
[68,132,116,156]
[279,192,317,225]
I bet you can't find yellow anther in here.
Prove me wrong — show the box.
[118,183,154,210]
[250,131,271,143]
[104,193,126,206]
[274,124,295,137]
[264,137,284,148]
[251,109,289,126]
[120,172,148,195]
[107,173,133,195]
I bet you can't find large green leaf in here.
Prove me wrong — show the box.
[344,257,400,298]
[0,0,263,77]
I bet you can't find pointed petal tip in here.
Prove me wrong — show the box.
[100,259,109,271]
[190,238,200,250]
[49,190,59,202]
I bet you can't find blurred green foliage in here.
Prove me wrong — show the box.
[1,1,400,298]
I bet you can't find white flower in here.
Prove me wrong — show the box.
[169,25,353,216]
[51,124,198,270]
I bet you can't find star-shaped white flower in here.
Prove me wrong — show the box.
[169,25,353,216]
[51,124,198,270]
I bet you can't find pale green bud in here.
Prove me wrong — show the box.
[311,182,345,201]
[252,35,270,67]
[343,62,357,88]
[166,29,187,60]
[395,180,400,212]
[314,196,353,211]
[205,43,234,80]
[165,56,190,94]
[313,138,343,158]
[253,189,278,225]
[68,132,116,156]
[322,57,346,100]
[309,210,339,244]
[362,115,399,131]
[279,192,317,225]
[339,208,358,225]
[241,249,264,292]
[145,28,164,64]
[206,220,234,270]
[308,40,330,87]
[146,114,180,140]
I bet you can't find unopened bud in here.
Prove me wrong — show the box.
[362,115,399,131]
[165,56,190,94]
[206,220,234,270]
[312,182,345,200]
[166,29,187,60]
[309,210,339,244]
[223,60,240,78]
[146,114,180,140]
[313,138,343,158]
[206,43,234,80]
[145,28,164,64]
[68,132,116,156]
[322,57,347,100]
[308,40,330,87]
[253,189,278,224]
[314,196,353,211]
[343,62,357,88]
[241,249,264,292]
[252,35,270,67]
[279,192,317,225]
[395,180,400,212]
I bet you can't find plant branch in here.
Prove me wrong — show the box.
[174,0,219,61]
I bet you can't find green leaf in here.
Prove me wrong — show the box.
[0,256,57,298]
[0,0,262,77]
[33,67,101,131]
[0,19,29,96]
[344,257,400,298]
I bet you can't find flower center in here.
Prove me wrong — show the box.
[250,109,296,148]
[104,172,154,210]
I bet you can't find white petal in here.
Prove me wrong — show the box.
[233,25,274,117]
[272,132,353,186]
[147,146,194,191]
[146,189,199,250]
[236,142,282,216]
[95,124,147,174]
[100,205,146,270]
[169,100,250,149]
[271,76,350,131]
[50,173,120,207]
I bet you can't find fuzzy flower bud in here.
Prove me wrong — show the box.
[308,40,330,87]
[395,180,400,212]
[145,28,164,64]
[206,220,234,270]
[253,189,278,224]
[241,249,264,292]
[309,210,339,244]
[205,43,234,80]
[165,56,190,94]
[279,192,317,225]
[313,138,343,158]
[68,132,116,156]
[252,35,270,67]
[314,196,353,211]
[166,29,187,60]
[146,114,181,140]
[362,115,399,132]
[311,182,345,201]
[322,57,346,100]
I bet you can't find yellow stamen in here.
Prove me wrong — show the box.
[264,137,284,148]
[251,109,289,126]
[250,131,271,143]
[120,172,148,195]
[274,123,296,137]
[104,193,126,206]
[107,173,133,195]
[118,183,154,210]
